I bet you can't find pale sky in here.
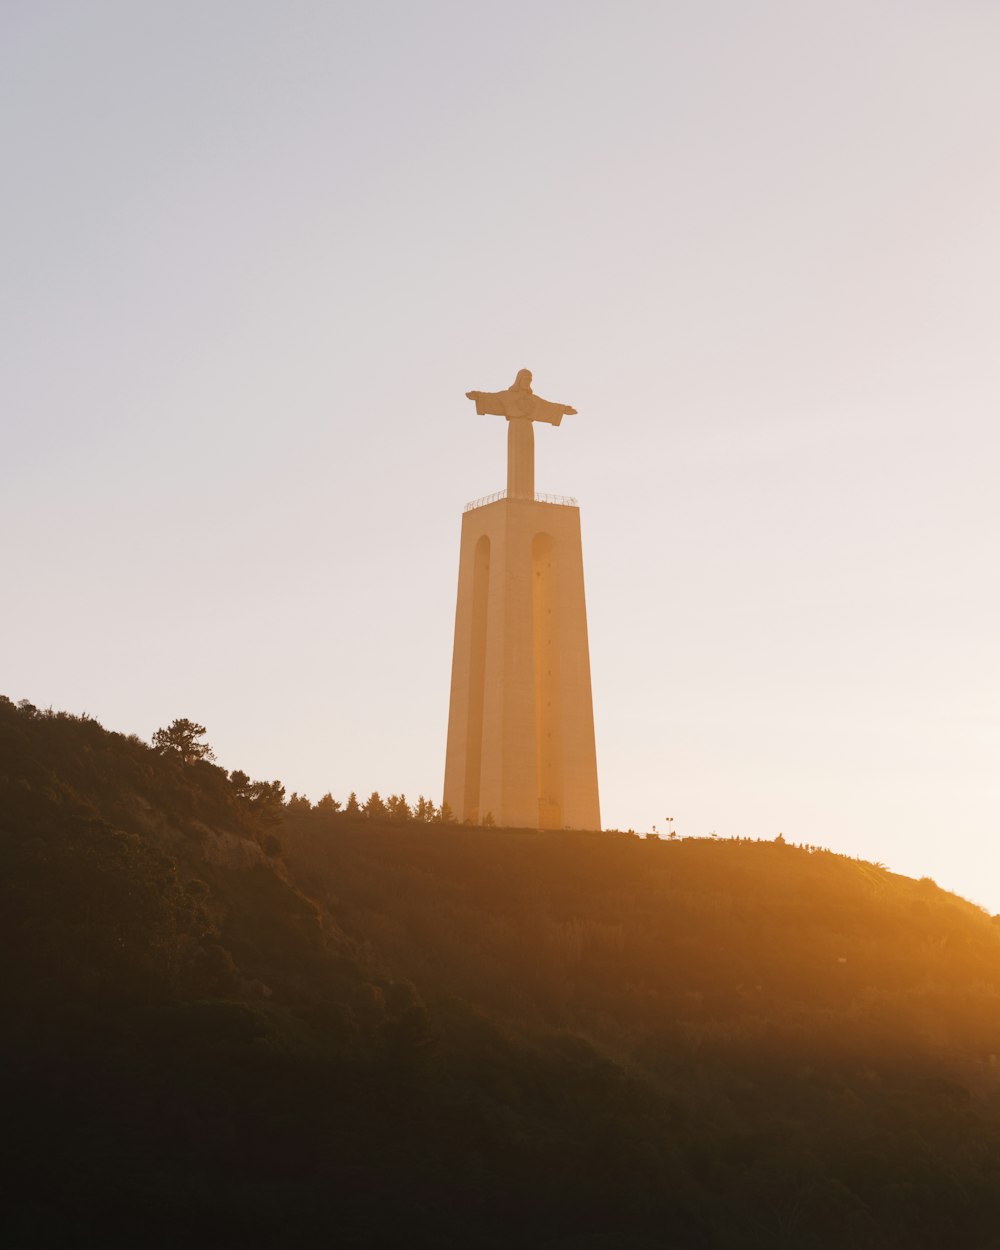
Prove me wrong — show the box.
[3,2,998,908]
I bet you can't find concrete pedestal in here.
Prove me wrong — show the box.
[443,494,600,830]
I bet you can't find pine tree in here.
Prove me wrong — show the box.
[230,769,251,798]
[387,794,412,822]
[363,791,388,821]
[151,718,215,765]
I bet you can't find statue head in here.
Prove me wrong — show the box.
[513,368,533,392]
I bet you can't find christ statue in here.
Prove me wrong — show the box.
[466,368,577,426]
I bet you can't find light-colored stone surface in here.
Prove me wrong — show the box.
[444,496,600,830]
[466,368,576,427]
[506,418,534,498]
[448,369,600,830]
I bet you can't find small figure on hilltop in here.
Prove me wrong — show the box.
[466,368,577,426]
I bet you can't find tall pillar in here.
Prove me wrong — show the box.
[443,428,600,830]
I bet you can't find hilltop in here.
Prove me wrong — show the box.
[4,695,1000,1248]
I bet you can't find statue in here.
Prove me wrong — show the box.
[466,368,577,427]
[446,367,601,831]
[465,369,576,499]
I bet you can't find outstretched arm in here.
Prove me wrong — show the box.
[466,389,509,417]
[528,395,576,425]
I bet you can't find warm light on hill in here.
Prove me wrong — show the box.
[6,695,1000,1246]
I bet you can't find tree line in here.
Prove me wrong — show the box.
[152,716,461,827]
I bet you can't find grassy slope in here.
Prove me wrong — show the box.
[282,816,1000,1070]
[4,695,1000,1248]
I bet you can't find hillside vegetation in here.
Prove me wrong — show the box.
[4,695,1000,1249]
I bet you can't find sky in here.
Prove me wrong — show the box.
[3,2,998,908]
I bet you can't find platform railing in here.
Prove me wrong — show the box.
[463,489,579,513]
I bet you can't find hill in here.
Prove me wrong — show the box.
[4,695,1000,1248]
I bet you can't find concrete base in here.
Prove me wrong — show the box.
[443,495,600,830]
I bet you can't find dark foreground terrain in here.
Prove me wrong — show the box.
[4,696,1000,1248]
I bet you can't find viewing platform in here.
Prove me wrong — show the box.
[463,489,579,513]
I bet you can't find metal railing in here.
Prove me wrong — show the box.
[463,489,579,513]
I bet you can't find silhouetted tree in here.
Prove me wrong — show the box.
[363,792,388,821]
[249,779,285,823]
[345,791,361,817]
[230,769,251,798]
[438,801,456,824]
[413,796,435,822]
[229,770,285,824]
[387,794,411,822]
[152,718,215,764]
[315,792,342,814]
